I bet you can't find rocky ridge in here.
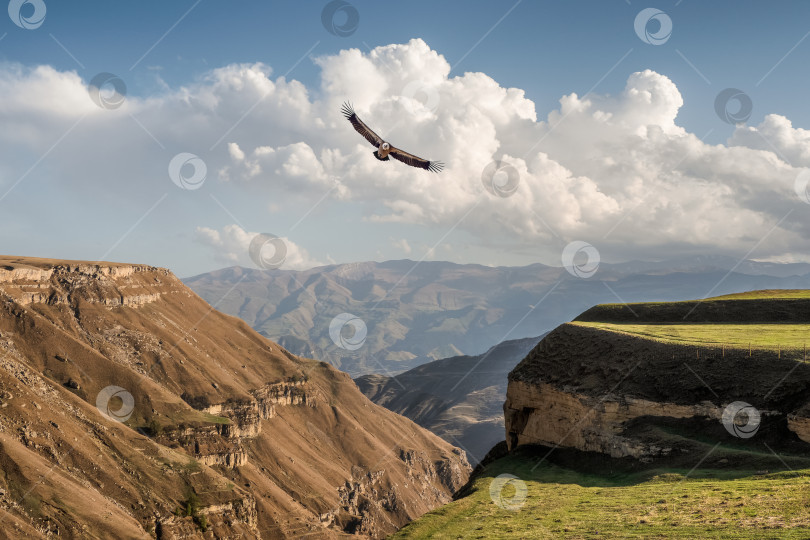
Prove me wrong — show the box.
[0,256,470,539]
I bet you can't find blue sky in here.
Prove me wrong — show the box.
[2,1,810,276]
[9,1,810,141]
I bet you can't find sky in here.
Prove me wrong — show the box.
[1,0,810,277]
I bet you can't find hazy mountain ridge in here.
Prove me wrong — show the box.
[185,257,810,376]
[354,335,544,465]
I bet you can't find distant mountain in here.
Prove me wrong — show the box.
[355,335,544,465]
[184,258,810,376]
[606,254,810,278]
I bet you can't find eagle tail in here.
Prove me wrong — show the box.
[373,150,389,161]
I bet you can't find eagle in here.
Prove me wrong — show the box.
[341,102,444,173]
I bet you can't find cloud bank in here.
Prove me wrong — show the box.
[2,39,809,268]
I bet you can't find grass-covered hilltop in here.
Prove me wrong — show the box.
[396,290,810,538]
[574,289,810,354]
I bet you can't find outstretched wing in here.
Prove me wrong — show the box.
[341,102,384,148]
[389,146,444,173]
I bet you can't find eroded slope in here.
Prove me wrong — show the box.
[0,256,470,539]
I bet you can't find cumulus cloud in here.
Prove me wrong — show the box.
[209,43,808,261]
[2,39,810,269]
[195,224,323,270]
[729,114,810,167]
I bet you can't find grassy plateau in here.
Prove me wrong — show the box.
[573,321,810,353]
[397,290,810,538]
[394,447,810,539]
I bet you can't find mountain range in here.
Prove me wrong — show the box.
[184,256,810,377]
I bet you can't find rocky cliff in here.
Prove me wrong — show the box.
[505,293,810,461]
[0,256,470,539]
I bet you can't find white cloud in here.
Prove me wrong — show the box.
[208,49,807,260]
[1,39,810,269]
[392,238,412,255]
[194,224,323,270]
[729,114,810,167]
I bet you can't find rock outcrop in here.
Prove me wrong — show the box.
[158,380,316,468]
[505,298,810,460]
[505,379,725,459]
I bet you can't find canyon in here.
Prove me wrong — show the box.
[355,335,542,464]
[0,256,470,539]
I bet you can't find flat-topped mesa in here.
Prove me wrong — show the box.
[505,291,810,460]
[0,256,178,307]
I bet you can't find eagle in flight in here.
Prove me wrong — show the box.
[341,102,444,173]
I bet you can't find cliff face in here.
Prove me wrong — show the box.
[505,305,810,460]
[505,379,721,459]
[0,256,470,539]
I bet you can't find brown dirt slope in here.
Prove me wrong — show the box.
[0,256,470,539]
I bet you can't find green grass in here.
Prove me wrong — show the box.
[394,453,810,539]
[573,321,810,352]
[198,412,231,425]
[710,290,810,300]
